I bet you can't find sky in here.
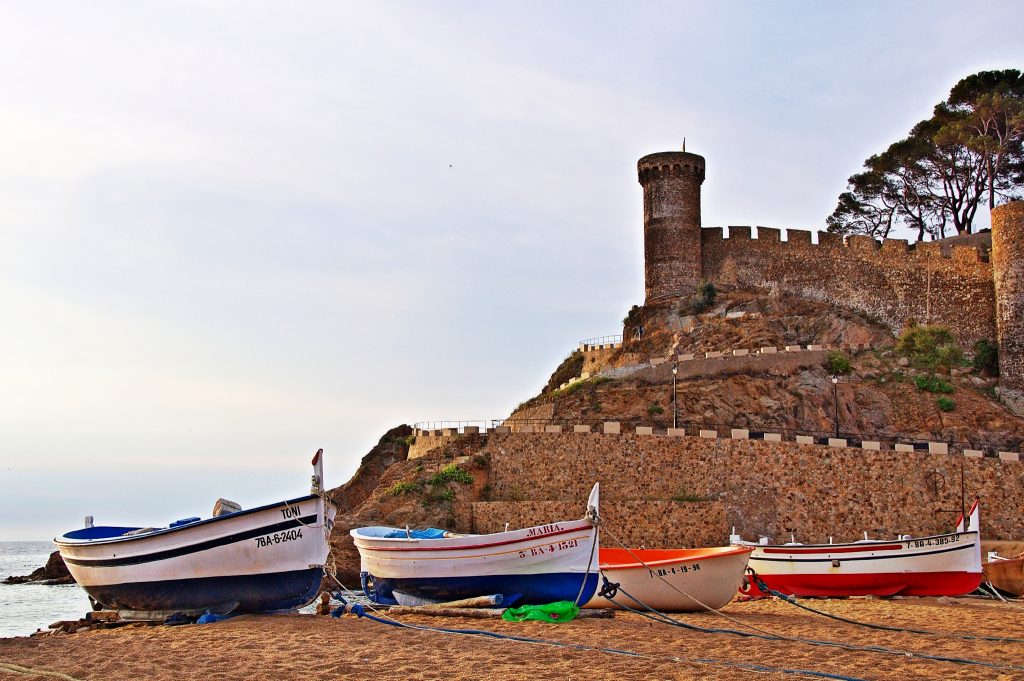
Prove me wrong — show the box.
[1,2,1022,540]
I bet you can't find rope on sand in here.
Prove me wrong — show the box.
[602,582,1024,674]
[0,662,87,681]
[327,575,865,681]
[749,572,1024,643]
[603,519,1024,645]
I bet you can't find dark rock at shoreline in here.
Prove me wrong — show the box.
[4,550,75,585]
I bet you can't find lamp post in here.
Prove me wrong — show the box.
[831,375,840,438]
[672,363,678,430]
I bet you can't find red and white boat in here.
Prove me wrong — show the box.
[735,500,982,598]
[587,546,753,611]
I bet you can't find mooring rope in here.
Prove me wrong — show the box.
[571,510,600,607]
[598,520,790,640]
[749,572,1024,643]
[0,662,87,681]
[601,582,1024,673]
[325,573,864,680]
[593,519,1024,672]
[602,515,1024,645]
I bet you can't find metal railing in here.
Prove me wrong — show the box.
[578,335,622,349]
[413,420,490,432]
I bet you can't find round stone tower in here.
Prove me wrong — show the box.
[638,150,706,303]
[992,200,1024,393]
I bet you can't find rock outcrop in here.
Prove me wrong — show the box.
[4,551,75,585]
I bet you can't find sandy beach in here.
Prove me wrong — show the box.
[2,597,1022,680]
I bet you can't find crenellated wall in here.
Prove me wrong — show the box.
[635,150,1024,391]
[699,226,996,349]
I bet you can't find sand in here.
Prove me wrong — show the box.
[2,597,1023,681]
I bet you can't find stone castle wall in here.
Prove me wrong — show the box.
[992,202,1024,392]
[471,500,726,548]
[635,152,1024,390]
[699,226,997,349]
[480,432,1024,544]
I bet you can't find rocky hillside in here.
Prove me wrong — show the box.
[512,291,1024,450]
[326,431,490,589]
[323,287,1024,583]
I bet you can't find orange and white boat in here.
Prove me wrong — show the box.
[586,546,753,611]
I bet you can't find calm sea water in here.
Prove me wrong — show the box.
[0,542,90,638]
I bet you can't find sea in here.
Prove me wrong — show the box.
[0,542,90,638]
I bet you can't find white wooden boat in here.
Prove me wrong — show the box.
[55,451,336,620]
[587,546,753,611]
[351,483,600,607]
[735,500,982,598]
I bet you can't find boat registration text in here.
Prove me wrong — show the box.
[908,534,960,549]
[517,538,578,559]
[649,563,701,578]
[255,528,303,548]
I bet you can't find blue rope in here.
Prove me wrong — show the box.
[748,572,1024,643]
[338,603,867,681]
[604,581,1024,674]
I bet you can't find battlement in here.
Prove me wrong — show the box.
[700,226,989,264]
[637,151,706,184]
[698,224,996,350]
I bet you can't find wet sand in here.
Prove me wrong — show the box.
[2,597,1023,680]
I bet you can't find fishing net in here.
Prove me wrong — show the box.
[501,601,580,623]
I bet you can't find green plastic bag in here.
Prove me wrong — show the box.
[501,601,580,623]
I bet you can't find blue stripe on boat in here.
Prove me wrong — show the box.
[86,568,323,614]
[362,571,599,607]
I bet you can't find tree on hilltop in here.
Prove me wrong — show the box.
[828,69,1024,239]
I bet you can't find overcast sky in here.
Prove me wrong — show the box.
[2,2,1021,539]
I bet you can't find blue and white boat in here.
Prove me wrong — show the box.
[54,451,336,620]
[351,483,600,607]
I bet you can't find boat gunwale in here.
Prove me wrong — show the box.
[351,519,594,553]
[599,546,753,570]
[741,529,979,555]
[54,493,322,547]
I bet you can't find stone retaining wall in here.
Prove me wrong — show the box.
[471,500,726,548]
[480,432,1024,544]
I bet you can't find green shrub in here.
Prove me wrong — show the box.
[387,481,422,496]
[690,280,717,314]
[936,397,956,412]
[895,325,963,376]
[972,339,999,376]
[623,305,642,327]
[914,374,955,394]
[429,464,473,485]
[824,351,852,375]
[647,403,664,416]
[671,489,709,503]
[544,350,585,395]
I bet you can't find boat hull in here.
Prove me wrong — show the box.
[983,557,1024,596]
[352,485,600,607]
[56,494,335,618]
[741,531,982,598]
[363,571,599,607]
[588,547,753,611]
